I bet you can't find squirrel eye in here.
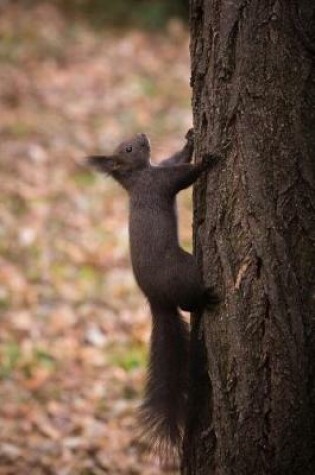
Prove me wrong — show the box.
[125,145,132,153]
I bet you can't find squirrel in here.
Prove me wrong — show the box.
[86,129,219,463]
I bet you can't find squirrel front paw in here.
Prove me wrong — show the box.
[201,153,221,171]
[185,128,194,144]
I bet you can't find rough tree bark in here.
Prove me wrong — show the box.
[182,1,315,474]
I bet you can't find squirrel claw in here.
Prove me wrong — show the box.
[185,128,194,142]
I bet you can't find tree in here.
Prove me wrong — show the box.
[182,1,315,474]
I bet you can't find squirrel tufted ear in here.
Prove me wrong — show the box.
[86,155,105,165]
[86,155,113,172]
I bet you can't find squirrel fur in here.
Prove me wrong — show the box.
[87,129,219,462]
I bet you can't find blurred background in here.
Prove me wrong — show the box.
[0,1,192,473]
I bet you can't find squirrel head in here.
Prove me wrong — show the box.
[114,133,151,167]
[87,133,151,175]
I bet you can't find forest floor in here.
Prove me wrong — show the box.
[0,3,192,474]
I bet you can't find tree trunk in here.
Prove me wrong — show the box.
[182,1,315,474]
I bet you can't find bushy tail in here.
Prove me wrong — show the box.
[139,302,189,464]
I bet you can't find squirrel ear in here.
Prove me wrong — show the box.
[86,155,113,172]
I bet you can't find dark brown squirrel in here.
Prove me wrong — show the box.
[86,129,219,462]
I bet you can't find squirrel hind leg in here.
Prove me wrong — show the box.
[178,287,220,313]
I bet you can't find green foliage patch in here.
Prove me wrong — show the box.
[108,341,147,372]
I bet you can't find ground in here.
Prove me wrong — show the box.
[0,3,192,474]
